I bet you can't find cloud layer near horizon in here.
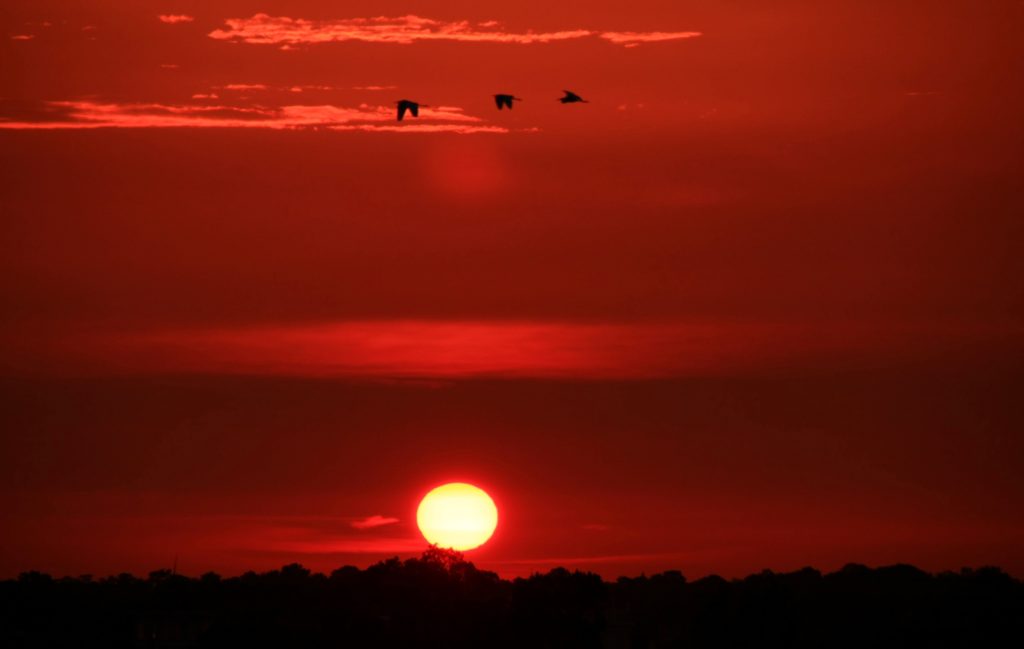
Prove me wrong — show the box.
[0,101,506,133]
[208,14,701,47]
[19,319,1020,380]
[158,15,195,25]
[351,515,401,530]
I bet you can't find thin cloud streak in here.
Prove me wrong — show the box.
[328,124,508,134]
[208,14,700,47]
[158,15,195,25]
[226,515,422,555]
[600,31,703,45]
[216,515,423,555]
[248,538,427,555]
[351,515,401,530]
[0,100,504,133]
[223,83,269,91]
[490,552,684,566]
[31,319,1021,380]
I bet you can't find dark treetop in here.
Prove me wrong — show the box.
[3,547,1022,649]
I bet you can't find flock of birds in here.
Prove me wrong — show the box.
[396,90,588,121]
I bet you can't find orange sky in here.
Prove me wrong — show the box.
[1,1,1023,579]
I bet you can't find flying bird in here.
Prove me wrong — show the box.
[396,99,424,121]
[559,90,588,104]
[494,94,522,110]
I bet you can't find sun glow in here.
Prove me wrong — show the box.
[416,483,498,551]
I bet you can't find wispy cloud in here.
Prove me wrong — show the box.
[600,31,702,45]
[249,538,426,555]
[0,100,506,133]
[229,515,421,555]
[11,34,35,41]
[158,15,195,25]
[351,515,401,530]
[25,319,1013,380]
[490,552,683,566]
[214,83,348,93]
[223,83,268,91]
[329,123,507,134]
[208,14,700,47]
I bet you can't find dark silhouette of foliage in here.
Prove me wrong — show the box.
[1,550,1021,648]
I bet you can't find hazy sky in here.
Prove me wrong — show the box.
[1,0,1022,579]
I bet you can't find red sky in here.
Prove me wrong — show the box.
[1,1,1023,579]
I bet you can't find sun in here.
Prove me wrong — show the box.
[416,482,498,551]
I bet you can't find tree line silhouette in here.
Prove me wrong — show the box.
[2,546,1021,648]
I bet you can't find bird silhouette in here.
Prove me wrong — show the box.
[559,90,588,104]
[494,94,522,110]
[396,99,425,121]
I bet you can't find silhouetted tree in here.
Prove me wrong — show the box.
[1,551,1021,648]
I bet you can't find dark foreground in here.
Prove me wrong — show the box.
[3,548,1021,648]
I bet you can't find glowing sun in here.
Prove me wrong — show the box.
[416,482,498,551]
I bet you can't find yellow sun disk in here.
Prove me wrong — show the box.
[416,483,498,551]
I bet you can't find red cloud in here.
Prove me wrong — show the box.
[223,83,268,91]
[600,31,703,45]
[351,515,401,530]
[0,100,505,133]
[217,516,424,555]
[158,15,195,24]
[23,319,1013,380]
[208,14,699,47]
[255,538,426,554]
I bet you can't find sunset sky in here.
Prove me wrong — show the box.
[2,1,1023,579]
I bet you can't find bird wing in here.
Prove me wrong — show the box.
[410,103,419,118]
[494,95,504,109]
[397,103,407,121]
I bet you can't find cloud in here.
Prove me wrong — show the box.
[0,100,506,133]
[223,515,421,555]
[23,319,1012,380]
[329,123,508,134]
[208,14,699,47]
[224,83,268,91]
[218,84,341,93]
[490,552,683,566]
[250,538,426,555]
[351,515,400,530]
[158,15,195,24]
[11,34,35,41]
[600,31,702,45]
